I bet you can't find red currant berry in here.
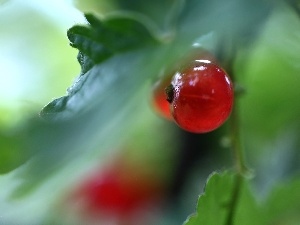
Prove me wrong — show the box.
[151,75,173,120]
[169,60,233,133]
[151,50,217,121]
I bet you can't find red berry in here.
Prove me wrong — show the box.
[151,50,217,121]
[151,75,173,120]
[169,60,233,133]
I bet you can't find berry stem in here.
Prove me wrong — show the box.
[229,90,248,175]
[219,35,250,225]
[223,92,248,224]
[219,36,248,176]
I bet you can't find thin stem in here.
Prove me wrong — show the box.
[219,35,250,225]
[219,35,248,175]
[225,174,243,225]
[229,95,248,175]
[223,67,247,225]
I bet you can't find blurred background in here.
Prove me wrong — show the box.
[0,0,83,128]
[0,0,300,224]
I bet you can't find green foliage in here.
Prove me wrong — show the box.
[240,2,300,141]
[184,172,263,225]
[5,11,173,199]
[184,172,300,225]
[40,13,161,120]
[67,14,159,71]
[1,0,300,224]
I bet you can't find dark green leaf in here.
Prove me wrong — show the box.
[66,14,159,71]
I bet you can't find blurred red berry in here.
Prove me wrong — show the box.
[151,75,173,120]
[68,160,164,222]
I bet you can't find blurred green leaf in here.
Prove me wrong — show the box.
[75,0,185,34]
[0,131,30,174]
[264,177,300,225]
[240,2,300,141]
[74,0,117,16]
[10,49,161,197]
[236,2,300,185]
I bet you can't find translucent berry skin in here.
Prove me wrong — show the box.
[170,60,234,133]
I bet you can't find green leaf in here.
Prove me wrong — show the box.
[40,14,160,120]
[184,173,300,225]
[10,49,161,197]
[66,14,159,73]
[184,172,263,225]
